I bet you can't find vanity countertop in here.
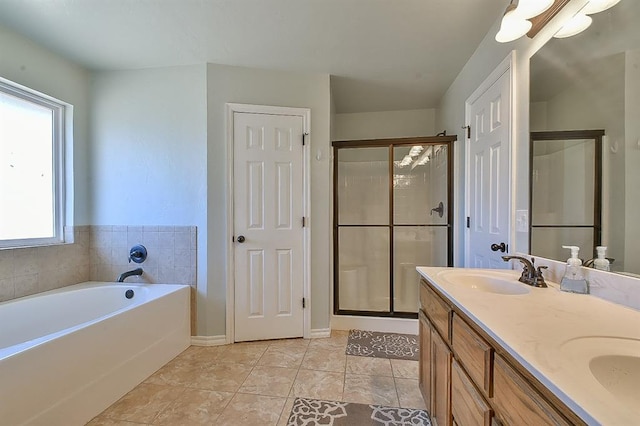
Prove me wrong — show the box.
[417,266,640,426]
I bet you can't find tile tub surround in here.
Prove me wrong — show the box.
[89,226,196,287]
[0,226,90,303]
[88,330,427,425]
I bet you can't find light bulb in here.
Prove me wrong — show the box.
[496,9,533,43]
[583,0,621,15]
[554,13,592,38]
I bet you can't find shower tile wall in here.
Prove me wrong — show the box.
[0,226,91,302]
[89,225,196,287]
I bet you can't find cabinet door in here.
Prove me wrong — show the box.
[493,355,571,426]
[451,358,492,426]
[419,311,432,411]
[432,328,452,426]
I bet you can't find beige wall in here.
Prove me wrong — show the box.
[333,109,436,141]
[436,0,591,263]
[206,64,332,336]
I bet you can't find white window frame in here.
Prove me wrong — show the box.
[0,77,66,248]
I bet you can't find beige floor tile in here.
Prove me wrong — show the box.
[308,334,348,349]
[390,359,419,379]
[301,347,346,372]
[346,355,393,376]
[343,374,399,406]
[276,397,297,426]
[144,358,203,387]
[238,366,298,397]
[290,369,345,401]
[152,388,233,425]
[267,338,310,350]
[189,363,253,392]
[395,378,427,409]
[86,417,148,426]
[258,346,307,368]
[175,345,227,363]
[217,341,270,365]
[331,330,350,337]
[99,383,184,424]
[215,393,286,426]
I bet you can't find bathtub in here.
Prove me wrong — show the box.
[0,281,190,426]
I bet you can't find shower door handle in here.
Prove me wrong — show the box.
[430,202,444,218]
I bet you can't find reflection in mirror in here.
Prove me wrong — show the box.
[529,0,639,275]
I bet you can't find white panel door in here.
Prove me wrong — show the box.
[467,70,511,269]
[233,112,304,342]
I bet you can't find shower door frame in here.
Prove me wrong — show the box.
[332,135,456,319]
[529,129,604,259]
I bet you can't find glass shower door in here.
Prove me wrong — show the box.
[393,144,450,313]
[334,138,453,318]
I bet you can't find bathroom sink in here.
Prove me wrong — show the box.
[438,270,530,295]
[560,336,640,406]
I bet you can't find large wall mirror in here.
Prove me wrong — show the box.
[530,0,639,276]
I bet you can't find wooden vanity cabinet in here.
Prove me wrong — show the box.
[419,278,584,426]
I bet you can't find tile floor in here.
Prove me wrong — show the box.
[87,330,426,425]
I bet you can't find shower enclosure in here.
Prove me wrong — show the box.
[333,136,455,318]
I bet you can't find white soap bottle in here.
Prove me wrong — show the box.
[594,246,611,272]
[560,245,589,294]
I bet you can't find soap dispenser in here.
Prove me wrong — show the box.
[560,245,589,294]
[594,246,611,272]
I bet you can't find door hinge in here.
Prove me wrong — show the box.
[302,297,306,309]
[302,217,306,227]
[302,132,309,146]
[462,125,471,139]
[466,217,470,228]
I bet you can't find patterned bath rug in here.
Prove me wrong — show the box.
[287,398,431,426]
[346,329,419,361]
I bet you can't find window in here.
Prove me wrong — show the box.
[0,78,66,248]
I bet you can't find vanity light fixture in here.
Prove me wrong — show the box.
[553,13,592,38]
[495,0,554,43]
[583,0,621,14]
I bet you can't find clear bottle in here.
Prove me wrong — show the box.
[593,246,611,272]
[560,245,589,294]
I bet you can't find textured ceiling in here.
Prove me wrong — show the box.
[0,0,505,113]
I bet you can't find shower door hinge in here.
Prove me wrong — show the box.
[467,217,470,228]
[302,297,306,309]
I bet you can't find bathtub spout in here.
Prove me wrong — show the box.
[117,268,144,283]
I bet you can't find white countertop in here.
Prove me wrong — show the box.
[417,267,640,426]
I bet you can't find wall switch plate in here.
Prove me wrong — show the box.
[516,210,528,232]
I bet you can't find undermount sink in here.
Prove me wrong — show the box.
[438,270,530,295]
[561,337,640,406]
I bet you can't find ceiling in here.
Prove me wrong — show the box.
[0,0,505,113]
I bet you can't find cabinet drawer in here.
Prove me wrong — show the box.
[493,355,570,426]
[420,280,451,341]
[452,314,493,395]
[451,359,492,426]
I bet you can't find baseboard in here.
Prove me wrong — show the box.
[331,315,418,335]
[190,335,228,346]
[310,328,331,339]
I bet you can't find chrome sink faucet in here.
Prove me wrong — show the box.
[501,256,548,288]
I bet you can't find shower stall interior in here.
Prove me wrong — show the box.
[333,135,456,318]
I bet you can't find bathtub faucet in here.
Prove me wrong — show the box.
[117,268,144,283]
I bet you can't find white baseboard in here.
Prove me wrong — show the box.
[331,315,418,335]
[310,328,331,338]
[190,335,228,346]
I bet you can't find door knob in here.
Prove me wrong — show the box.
[236,235,245,243]
[491,242,507,253]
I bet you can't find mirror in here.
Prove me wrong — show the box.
[530,0,640,276]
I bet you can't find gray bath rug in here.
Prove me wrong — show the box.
[346,330,419,361]
[287,398,431,426]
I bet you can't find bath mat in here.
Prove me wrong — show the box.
[346,330,419,361]
[286,398,431,426]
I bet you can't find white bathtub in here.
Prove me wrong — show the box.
[0,281,190,426]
